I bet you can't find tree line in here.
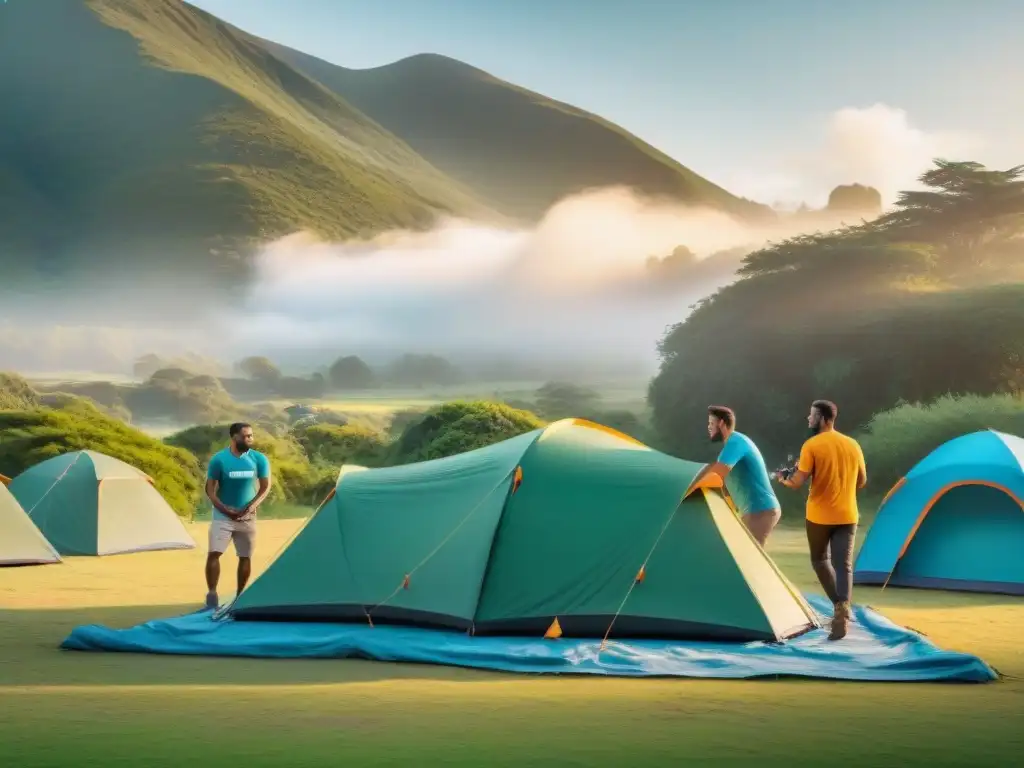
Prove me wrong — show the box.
[648,159,1024,462]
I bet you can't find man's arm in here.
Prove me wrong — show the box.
[856,443,868,489]
[205,456,239,519]
[693,435,747,487]
[205,478,239,519]
[778,443,812,490]
[692,460,734,487]
[240,455,272,516]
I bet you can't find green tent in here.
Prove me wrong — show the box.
[9,450,195,556]
[229,419,818,642]
[1,480,61,566]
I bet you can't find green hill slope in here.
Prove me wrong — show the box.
[260,45,771,222]
[0,0,495,293]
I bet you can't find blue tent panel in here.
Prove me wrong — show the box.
[855,430,1024,595]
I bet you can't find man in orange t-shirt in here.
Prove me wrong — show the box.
[775,399,866,640]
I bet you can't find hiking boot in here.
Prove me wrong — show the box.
[205,591,219,610]
[829,601,851,641]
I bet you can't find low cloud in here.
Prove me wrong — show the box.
[811,104,978,205]
[730,104,980,208]
[8,107,965,376]
[219,187,852,372]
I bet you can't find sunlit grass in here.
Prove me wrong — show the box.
[0,521,1020,766]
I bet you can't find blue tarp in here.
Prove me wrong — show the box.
[60,595,997,682]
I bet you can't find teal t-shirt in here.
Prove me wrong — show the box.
[207,448,270,520]
[717,431,780,515]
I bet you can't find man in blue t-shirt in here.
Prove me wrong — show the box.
[203,422,271,609]
[694,406,781,547]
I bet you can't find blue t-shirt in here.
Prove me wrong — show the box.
[716,432,780,516]
[207,448,270,520]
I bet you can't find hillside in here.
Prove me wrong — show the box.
[0,0,770,306]
[0,0,495,298]
[263,44,771,223]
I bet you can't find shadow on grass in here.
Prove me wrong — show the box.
[850,585,1023,611]
[0,604,502,688]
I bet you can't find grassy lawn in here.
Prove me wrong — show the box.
[1,520,1021,767]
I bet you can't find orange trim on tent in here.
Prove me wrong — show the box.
[683,467,724,498]
[896,480,1024,559]
[0,473,10,486]
[565,418,649,447]
[313,487,336,512]
[878,476,907,508]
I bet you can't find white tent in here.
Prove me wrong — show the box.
[0,481,61,566]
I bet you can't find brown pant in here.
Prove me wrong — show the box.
[806,520,856,604]
[743,508,781,547]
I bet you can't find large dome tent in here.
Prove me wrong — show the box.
[227,419,819,642]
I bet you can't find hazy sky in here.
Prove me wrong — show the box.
[187,0,1022,207]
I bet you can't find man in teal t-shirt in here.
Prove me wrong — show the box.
[693,406,781,547]
[204,422,271,609]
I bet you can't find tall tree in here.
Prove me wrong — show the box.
[874,160,1024,262]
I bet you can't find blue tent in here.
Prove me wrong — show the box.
[854,430,1024,595]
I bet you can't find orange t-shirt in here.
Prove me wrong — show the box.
[797,430,865,525]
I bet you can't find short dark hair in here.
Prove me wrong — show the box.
[707,405,735,429]
[812,400,838,422]
[229,422,251,437]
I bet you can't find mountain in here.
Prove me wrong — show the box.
[262,44,770,223]
[0,0,494,299]
[0,0,767,309]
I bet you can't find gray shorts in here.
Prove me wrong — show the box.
[742,508,781,547]
[208,517,256,558]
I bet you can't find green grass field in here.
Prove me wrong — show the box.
[1,520,1021,767]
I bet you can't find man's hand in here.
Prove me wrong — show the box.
[237,501,261,521]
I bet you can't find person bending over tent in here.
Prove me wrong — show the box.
[692,406,782,547]
[775,399,866,641]
[204,422,271,609]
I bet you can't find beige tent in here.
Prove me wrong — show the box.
[1,481,61,566]
[8,450,194,556]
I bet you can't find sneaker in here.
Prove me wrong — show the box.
[205,591,219,610]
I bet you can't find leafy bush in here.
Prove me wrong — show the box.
[125,371,248,424]
[328,355,378,390]
[389,401,545,463]
[856,393,1024,493]
[0,402,203,518]
[292,423,388,466]
[38,392,133,422]
[36,380,128,412]
[387,408,427,436]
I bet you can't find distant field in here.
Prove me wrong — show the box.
[22,371,140,386]
[1,522,1020,766]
